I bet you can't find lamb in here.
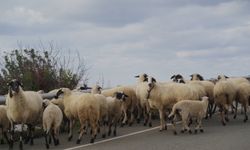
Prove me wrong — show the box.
[55,88,100,144]
[5,79,43,149]
[106,92,128,136]
[102,86,138,126]
[42,99,63,149]
[213,78,237,125]
[168,96,209,134]
[0,105,10,145]
[135,73,153,127]
[146,76,206,131]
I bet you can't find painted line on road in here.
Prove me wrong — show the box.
[64,122,180,150]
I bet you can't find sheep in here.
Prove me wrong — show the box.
[234,82,250,122]
[0,105,10,145]
[168,96,209,134]
[101,86,138,126]
[146,76,206,131]
[217,75,249,116]
[135,73,153,127]
[42,99,63,149]
[213,79,237,125]
[106,92,128,136]
[5,79,43,149]
[190,73,215,118]
[91,85,108,138]
[55,88,100,144]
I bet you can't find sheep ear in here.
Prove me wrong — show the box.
[17,80,24,88]
[124,94,128,98]
[9,86,13,98]
[152,78,156,83]
[170,75,176,79]
[198,74,204,81]
[55,89,64,99]
[135,75,139,78]
[225,75,229,78]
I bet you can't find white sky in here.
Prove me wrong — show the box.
[1,0,250,87]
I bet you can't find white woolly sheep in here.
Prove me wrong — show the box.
[106,92,128,136]
[91,85,109,138]
[213,79,237,126]
[102,86,139,126]
[0,105,10,145]
[234,82,250,122]
[146,76,206,131]
[55,88,100,144]
[42,99,63,149]
[6,79,43,149]
[135,73,153,127]
[190,74,215,118]
[168,96,209,134]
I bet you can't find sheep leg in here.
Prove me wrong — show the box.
[29,126,35,145]
[76,121,86,144]
[101,118,107,138]
[146,103,152,127]
[3,131,10,145]
[9,121,14,149]
[136,105,142,124]
[143,105,148,126]
[44,131,49,149]
[68,119,74,141]
[19,123,24,150]
[195,117,203,134]
[171,115,177,135]
[51,129,58,146]
[129,107,135,126]
[243,104,248,122]
[90,121,98,143]
[121,106,128,127]
[233,101,238,119]
[219,106,226,126]
[158,109,166,131]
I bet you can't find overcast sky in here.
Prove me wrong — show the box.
[1,0,250,87]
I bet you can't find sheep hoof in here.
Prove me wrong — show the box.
[137,119,140,124]
[143,122,147,126]
[181,130,185,133]
[149,122,152,127]
[113,130,117,136]
[97,128,100,133]
[233,115,236,119]
[9,140,14,149]
[30,139,34,145]
[102,134,106,138]
[0,139,4,144]
[200,129,204,133]
[194,130,198,134]
[225,117,229,122]
[19,141,23,150]
[188,130,192,134]
[173,131,177,135]
[129,122,133,126]
[108,131,111,136]
[76,139,81,144]
[222,122,226,126]
[90,138,95,143]
[121,123,125,127]
[68,135,73,141]
[46,144,49,149]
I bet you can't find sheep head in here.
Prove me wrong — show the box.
[135,73,148,82]
[55,89,64,99]
[190,73,204,81]
[217,75,229,81]
[7,79,23,98]
[114,92,128,101]
[171,74,184,83]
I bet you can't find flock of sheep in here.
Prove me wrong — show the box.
[0,73,250,150]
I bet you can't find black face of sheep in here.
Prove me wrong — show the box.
[148,77,156,89]
[115,92,128,101]
[8,79,23,97]
[135,73,148,82]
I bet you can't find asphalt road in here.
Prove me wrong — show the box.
[1,113,250,150]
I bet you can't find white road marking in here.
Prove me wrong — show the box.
[64,122,180,150]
